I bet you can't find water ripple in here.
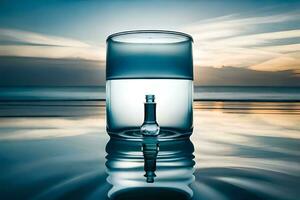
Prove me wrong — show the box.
[0,102,299,199]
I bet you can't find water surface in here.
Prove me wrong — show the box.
[0,101,299,199]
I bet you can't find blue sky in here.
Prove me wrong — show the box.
[0,0,299,86]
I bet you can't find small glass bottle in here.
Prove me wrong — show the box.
[140,95,160,136]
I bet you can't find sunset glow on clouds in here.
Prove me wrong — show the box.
[0,0,299,86]
[0,28,105,61]
[0,11,299,74]
[181,12,300,73]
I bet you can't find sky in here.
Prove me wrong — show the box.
[0,0,299,86]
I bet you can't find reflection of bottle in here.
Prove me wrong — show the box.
[140,95,160,136]
[141,94,160,183]
[142,136,159,183]
[105,137,195,199]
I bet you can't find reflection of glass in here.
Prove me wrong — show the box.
[105,137,195,199]
[106,30,194,139]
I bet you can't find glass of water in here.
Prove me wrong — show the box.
[106,30,194,140]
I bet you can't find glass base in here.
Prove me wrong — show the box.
[107,128,193,141]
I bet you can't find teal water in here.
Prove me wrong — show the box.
[0,99,299,199]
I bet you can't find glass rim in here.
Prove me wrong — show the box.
[106,30,193,44]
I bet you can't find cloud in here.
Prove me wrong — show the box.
[0,28,90,47]
[184,12,300,34]
[181,12,300,72]
[0,45,104,60]
[251,52,300,73]
[194,66,300,86]
[0,56,105,86]
[258,44,300,53]
[215,29,300,47]
[0,28,105,60]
